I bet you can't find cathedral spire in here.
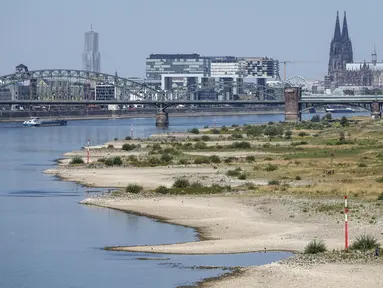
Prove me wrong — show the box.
[342,11,349,41]
[333,11,341,40]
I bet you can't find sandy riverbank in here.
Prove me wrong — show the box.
[80,194,383,287]
[46,121,383,287]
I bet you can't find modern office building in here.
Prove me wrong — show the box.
[95,84,115,100]
[145,54,210,90]
[243,57,279,79]
[82,26,101,73]
[145,53,280,100]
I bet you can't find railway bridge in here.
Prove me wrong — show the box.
[0,67,382,125]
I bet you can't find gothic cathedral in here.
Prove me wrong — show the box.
[326,11,383,90]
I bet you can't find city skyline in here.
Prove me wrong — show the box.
[1,0,382,80]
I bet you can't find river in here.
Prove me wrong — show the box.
[0,112,367,288]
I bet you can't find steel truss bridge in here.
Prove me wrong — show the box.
[0,69,283,103]
[0,69,383,114]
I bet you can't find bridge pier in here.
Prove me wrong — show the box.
[284,87,302,122]
[371,102,381,119]
[155,104,169,126]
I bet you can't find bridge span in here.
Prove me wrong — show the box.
[1,89,382,125]
[0,66,382,125]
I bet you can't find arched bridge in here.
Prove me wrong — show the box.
[0,68,283,102]
[0,69,165,101]
[1,68,383,125]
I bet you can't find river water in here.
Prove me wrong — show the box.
[0,112,367,288]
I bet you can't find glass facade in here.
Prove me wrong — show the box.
[82,30,101,73]
[146,54,210,82]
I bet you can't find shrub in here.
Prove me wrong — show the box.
[295,175,302,180]
[201,135,211,141]
[148,157,161,166]
[264,163,278,171]
[285,130,292,139]
[340,116,348,127]
[311,115,321,122]
[224,157,235,163]
[375,177,383,183]
[125,184,143,194]
[268,179,280,185]
[231,141,251,149]
[190,181,203,188]
[189,128,200,134]
[127,155,138,162]
[194,157,210,164]
[263,125,283,137]
[125,136,132,140]
[160,153,173,163]
[122,143,136,151]
[70,156,84,165]
[238,173,247,180]
[209,155,221,163]
[112,156,123,166]
[173,178,190,188]
[163,147,179,155]
[349,234,380,251]
[107,144,114,149]
[210,128,220,134]
[338,131,346,142]
[194,142,207,150]
[246,155,255,162]
[114,137,118,141]
[178,159,188,165]
[304,239,327,254]
[154,185,170,194]
[104,158,114,166]
[377,193,383,201]
[323,113,332,120]
[226,168,242,177]
[231,134,243,139]
[221,126,229,132]
[298,131,308,137]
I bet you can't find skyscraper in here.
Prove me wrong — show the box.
[82,25,100,72]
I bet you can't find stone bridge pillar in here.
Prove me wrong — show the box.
[284,87,301,122]
[371,102,381,119]
[155,104,169,126]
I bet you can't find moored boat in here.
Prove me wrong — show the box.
[23,117,67,127]
[325,105,355,113]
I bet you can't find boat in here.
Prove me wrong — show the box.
[325,105,355,113]
[23,117,67,127]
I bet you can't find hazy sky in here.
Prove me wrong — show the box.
[1,0,382,80]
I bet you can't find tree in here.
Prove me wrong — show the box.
[189,128,199,134]
[311,115,321,122]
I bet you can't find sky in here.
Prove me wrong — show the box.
[1,0,382,81]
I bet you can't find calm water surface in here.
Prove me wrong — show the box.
[0,113,365,287]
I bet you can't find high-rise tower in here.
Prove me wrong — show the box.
[327,11,353,88]
[82,25,101,72]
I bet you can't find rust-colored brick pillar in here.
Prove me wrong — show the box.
[371,102,381,119]
[284,87,301,122]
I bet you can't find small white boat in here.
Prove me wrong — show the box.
[23,117,42,127]
[23,117,67,127]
